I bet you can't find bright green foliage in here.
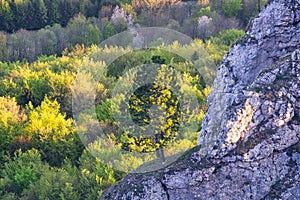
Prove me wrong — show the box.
[205,29,244,65]
[67,14,101,48]
[0,55,86,167]
[46,69,75,117]
[0,147,121,199]
[210,29,245,46]
[106,48,186,78]
[77,150,121,199]
[103,22,118,39]
[199,6,216,18]
[205,40,229,65]
[0,96,25,130]
[0,149,43,195]
[87,24,101,46]
[22,167,80,200]
[26,97,73,141]
[17,66,52,106]
[0,55,78,113]
[95,100,114,122]
[0,149,80,199]
[213,0,243,18]
[25,97,82,166]
[95,43,215,159]
[87,136,153,173]
[0,34,238,197]
[0,96,26,163]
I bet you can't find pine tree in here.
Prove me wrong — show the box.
[44,0,61,25]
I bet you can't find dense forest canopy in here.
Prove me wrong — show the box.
[0,0,266,62]
[0,0,264,32]
[0,0,267,199]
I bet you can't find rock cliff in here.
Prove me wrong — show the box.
[101,0,300,199]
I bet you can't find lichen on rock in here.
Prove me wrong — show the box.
[101,0,300,199]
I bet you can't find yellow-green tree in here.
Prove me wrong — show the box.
[132,0,182,12]
[25,97,82,166]
[118,65,181,163]
[0,96,26,162]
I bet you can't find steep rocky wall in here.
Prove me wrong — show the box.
[198,0,300,158]
[101,0,300,199]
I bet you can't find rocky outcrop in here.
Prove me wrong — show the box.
[101,0,300,199]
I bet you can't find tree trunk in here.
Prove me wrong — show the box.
[155,147,165,164]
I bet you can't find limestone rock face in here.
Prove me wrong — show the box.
[101,0,300,199]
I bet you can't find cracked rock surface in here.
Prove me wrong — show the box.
[101,0,300,199]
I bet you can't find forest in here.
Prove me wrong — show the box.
[0,0,266,199]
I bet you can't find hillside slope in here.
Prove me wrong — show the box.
[101,0,300,199]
